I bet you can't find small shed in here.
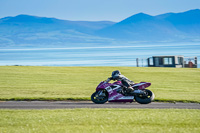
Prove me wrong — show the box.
[147,55,197,68]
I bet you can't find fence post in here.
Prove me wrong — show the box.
[142,59,143,67]
[195,57,197,65]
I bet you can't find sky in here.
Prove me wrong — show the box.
[0,0,200,22]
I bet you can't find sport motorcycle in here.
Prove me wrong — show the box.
[91,81,155,104]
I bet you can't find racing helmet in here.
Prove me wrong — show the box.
[111,70,121,79]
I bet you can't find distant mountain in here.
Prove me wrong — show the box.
[0,14,115,32]
[96,9,200,41]
[0,9,200,47]
[156,9,200,35]
[0,15,115,47]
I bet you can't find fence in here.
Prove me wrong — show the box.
[183,57,198,68]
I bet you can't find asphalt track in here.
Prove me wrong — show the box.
[0,101,199,109]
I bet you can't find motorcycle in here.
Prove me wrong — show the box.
[91,81,155,104]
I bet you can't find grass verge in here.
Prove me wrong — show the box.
[0,109,199,133]
[0,66,200,103]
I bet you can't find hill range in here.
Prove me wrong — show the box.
[0,9,200,47]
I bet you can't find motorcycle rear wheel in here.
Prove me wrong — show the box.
[91,90,108,104]
[135,89,155,104]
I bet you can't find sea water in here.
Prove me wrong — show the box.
[0,43,200,67]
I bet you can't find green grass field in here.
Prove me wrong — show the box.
[0,66,200,102]
[0,109,199,133]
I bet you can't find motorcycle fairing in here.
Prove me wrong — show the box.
[132,82,151,89]
[105,84,134,102]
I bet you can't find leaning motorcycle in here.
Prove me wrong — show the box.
[91,81,155,104]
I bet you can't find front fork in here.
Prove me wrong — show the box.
[97,90,106,97]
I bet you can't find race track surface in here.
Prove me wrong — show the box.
[0,101,199,109]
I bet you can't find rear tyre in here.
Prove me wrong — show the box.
[91,90,108,104]
[135,89,155,104]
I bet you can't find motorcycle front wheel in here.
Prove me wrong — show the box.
[135,89,155,104]
[91,90,108,104]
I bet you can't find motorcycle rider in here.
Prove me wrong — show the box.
[105,70,134,93]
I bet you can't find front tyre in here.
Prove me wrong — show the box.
[135,89,155,104]
[91,90,108,104]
